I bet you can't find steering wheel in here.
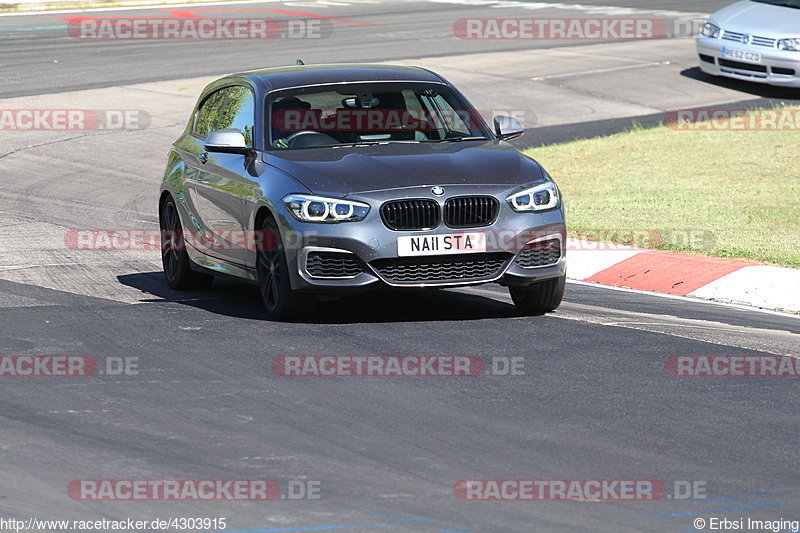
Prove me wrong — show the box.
[282,131,338,149]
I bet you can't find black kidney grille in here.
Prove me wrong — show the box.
[515,239,562,268]
[381,199,440,231]
[444,196,499,228]
[371,253,511,284]
[306,251,363,278]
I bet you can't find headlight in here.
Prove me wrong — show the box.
[283,194,370,223]
[778,38,800,51]
[507,182,560,212]
[700,22,720,39]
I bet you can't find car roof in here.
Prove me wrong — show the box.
[227,63,447,93]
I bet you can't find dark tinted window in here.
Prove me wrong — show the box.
[267,82,488,150]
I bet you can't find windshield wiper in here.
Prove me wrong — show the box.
[334,141,383,148]
[421,136,488,143]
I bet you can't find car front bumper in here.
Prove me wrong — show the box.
[697,36,800,87]
[277,184,567,292]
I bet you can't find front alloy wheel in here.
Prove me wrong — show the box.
[160,198,214,290]
[256,216,316,321]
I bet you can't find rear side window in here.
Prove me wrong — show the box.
[194,85,255,147]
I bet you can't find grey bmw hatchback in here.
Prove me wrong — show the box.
[159,63,567,320]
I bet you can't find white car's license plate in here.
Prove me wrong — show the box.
[397,232,486,257]
[722,47,762,63]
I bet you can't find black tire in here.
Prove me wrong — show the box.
[256,216,317,321]
[160,198,214,290]
[509,274,565,314]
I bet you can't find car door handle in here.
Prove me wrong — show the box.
[198,152,208,164]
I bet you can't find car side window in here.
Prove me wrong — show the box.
[194,89,226,138]
[216,86,255,147]
[194,86,255,147]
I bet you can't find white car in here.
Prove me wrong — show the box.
[697,0,800,88]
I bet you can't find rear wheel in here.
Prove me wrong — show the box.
[509,275,565,314]
[256,216,317,321]
[160,198,214,290]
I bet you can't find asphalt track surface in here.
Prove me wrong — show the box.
[0,0,751,97]
[1,1,800,532]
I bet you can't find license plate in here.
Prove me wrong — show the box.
[397,232,486,257]
[721,47,762,63]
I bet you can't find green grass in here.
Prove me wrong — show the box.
[524,108,800,268]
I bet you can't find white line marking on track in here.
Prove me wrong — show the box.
[459,281,800,319]
[567,280,800,319]
[460,285,800,354]
[531,61,671,81]
[0,0,282,17]
[0,261,108,271]
[428,0,710,18]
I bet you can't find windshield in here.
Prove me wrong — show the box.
[751,0,800,7]
[267,82,490,150]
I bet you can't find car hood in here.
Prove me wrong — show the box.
[710,0,800,35]
[263,140,545,196]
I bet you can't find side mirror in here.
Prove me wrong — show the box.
[493,115,524,141]
[204,129,253,155]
